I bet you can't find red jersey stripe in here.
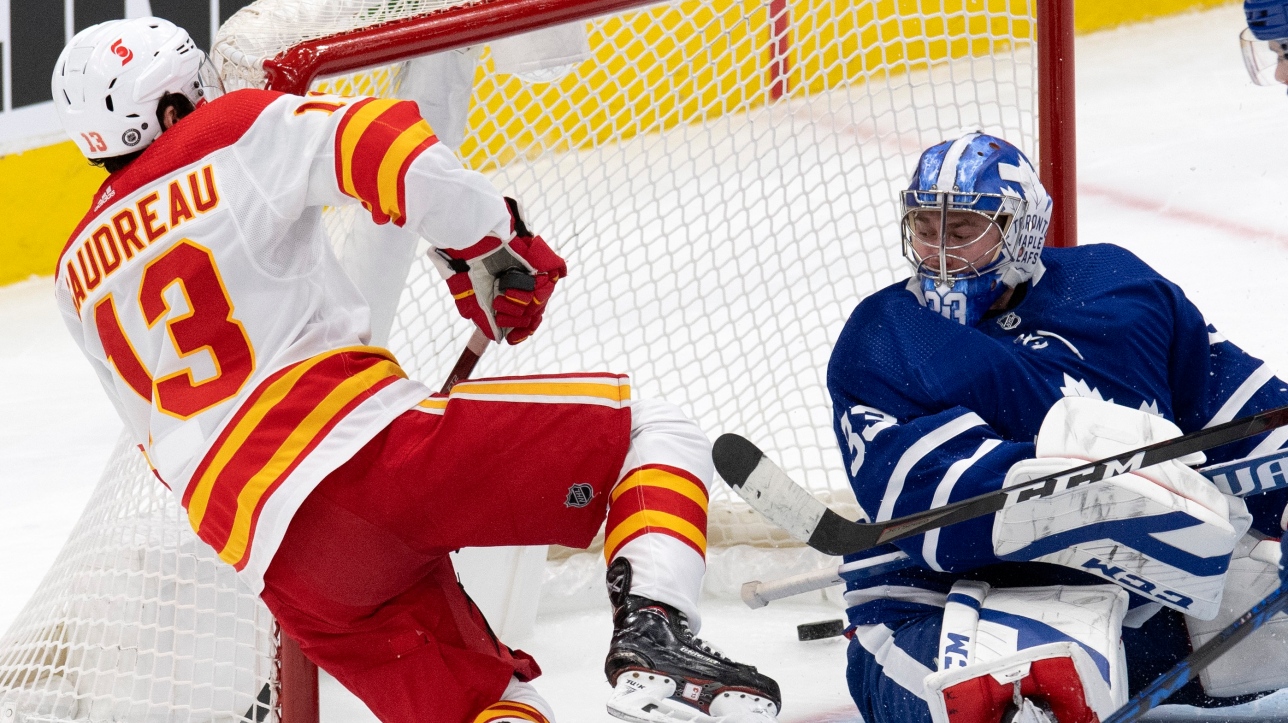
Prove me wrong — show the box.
[604,510,708,561]
[226,368,403,569]
[333,97,383,204]
[335,99,434,225]
[191,351,400,534]
[606,484,708,544]
[183,348,402,554]
[381,122,437,226]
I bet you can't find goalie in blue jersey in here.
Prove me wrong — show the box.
[827,132,1288,723]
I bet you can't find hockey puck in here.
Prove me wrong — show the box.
[797,619,845,641]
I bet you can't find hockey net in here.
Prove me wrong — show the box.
[212,0,1043,552]
[0,0,1060,720]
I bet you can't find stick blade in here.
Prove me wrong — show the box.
[713,433,763,488]
[713,433,831,548]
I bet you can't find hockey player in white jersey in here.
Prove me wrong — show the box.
[50,17,780,723]
[1242,0,1288,87]
[827,132,1288,722]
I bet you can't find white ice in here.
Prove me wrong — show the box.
[4,3,1288,722]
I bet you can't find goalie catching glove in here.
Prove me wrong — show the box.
[993,397,1252,620]
[431,197,566,344]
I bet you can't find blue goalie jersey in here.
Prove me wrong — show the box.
[828,243,1288,629]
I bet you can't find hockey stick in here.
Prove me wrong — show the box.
[738,446,1288,608]
[1102,584,1288,723]
[437,269,535,394]
[713,403,1288,557]
[741,548,909,608]
[439,327,492,394]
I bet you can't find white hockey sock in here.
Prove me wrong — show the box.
[604,398,712,630]
[474,676,555,722]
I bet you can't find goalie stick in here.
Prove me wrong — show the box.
[739,444,1288,607]
[1102,584,1288,723]
[712,402,1288,557]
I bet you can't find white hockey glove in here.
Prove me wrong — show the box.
[430,198,566,345]
[993,397,1252,620]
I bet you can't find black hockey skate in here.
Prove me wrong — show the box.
[604,558,781,723]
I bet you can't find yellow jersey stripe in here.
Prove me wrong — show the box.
[339,99,400,198]
[450,380,630,402]
[186,345,395,530]
[375,120,435,222]
[604,510,707,560]
[472,702,547,723]
[187,354,332,529]
[218,359,406,564]
[610,468,709,512]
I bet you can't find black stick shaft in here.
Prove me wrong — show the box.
[867,403,1288,548]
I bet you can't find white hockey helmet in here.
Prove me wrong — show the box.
[52,17,223,160]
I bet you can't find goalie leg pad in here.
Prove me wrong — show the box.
[1185,534,1288,697]
[924,582,1129,723]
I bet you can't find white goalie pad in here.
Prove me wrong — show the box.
[1186,535,1288,697]
[924,582,1129,723]
[993,398,1252,620]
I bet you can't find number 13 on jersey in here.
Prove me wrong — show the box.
[94,239,256,419]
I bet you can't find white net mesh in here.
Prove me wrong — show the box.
[0,4,1045,718]
[216,0,1038,550]
[0,437,276,723]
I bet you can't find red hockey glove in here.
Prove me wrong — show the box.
[491,233,565,344]
[430,198,566,345]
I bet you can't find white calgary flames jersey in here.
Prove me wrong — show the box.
[54,89,512,589]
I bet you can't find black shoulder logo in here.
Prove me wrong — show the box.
[565,483,595,508]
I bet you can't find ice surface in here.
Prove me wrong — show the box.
[4,3,1288,721]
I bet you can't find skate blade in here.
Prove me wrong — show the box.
[607,672,777,723]
[609,671,697,723]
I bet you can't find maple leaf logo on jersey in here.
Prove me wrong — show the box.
[111,39,133,65]
[1059,373,1112,403]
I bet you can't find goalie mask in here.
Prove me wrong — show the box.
[1241,0,1288,87]
[52,17,224,160]
[900,132,1052,326]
